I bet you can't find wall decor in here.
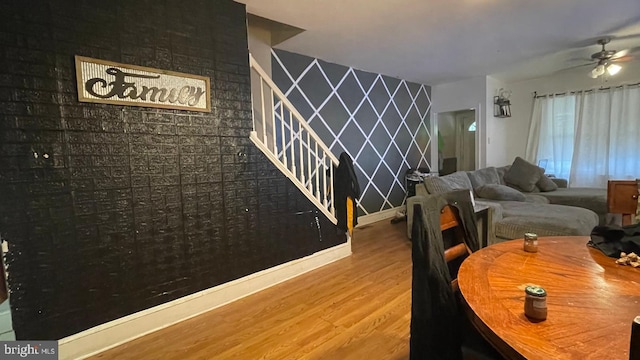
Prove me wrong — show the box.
[493,87,512,118]
[75,56,211,112]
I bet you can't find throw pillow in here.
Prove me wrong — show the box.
[467,167,501,189]
[423,171,473,194]
[475,184,526,202]
[423,176,452,194]
[537,174,558,192]
[495,165,511,185]
[503,157,543,192]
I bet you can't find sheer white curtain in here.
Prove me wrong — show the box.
[571,85,640,187]
[526,84,640,188]
[525,94,576,181]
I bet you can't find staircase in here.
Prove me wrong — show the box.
[248,54,339,224]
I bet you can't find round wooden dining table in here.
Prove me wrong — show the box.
[458,236,640,360]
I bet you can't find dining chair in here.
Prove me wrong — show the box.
[409,192,503,360]
[440,204,470,292]
[440,204,504,360]
[631,316,640,359]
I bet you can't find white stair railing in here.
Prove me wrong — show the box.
[249,54,339,224]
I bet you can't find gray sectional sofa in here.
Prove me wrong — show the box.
[408,158,606,245]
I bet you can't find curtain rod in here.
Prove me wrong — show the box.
[533,81,640,98]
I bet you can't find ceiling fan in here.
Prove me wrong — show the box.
[586,38,630,78]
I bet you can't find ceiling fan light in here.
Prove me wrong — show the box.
[607,63,621,75]
[594,64,606,76]
[588,63,606,78]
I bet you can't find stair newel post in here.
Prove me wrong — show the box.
[298,124,305,184]
[315,142,320,202]
[322,153,328,208]
[260,78,267,145]
[329,160,335,215]
[249,70,257,137]
[279,101,286,168]
[307,132,312,192]
[289,111,296,177]
[270,89,277,155]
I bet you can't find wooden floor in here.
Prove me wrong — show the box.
[91,219,413,360]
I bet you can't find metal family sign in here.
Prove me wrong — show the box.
[75,56,211,112]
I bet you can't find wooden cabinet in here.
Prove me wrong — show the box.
[607,180,639,225]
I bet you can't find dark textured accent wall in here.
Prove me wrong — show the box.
[272,50,432,216]
[0,0,345,340]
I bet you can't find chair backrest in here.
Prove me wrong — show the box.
[440,205,471,292]
[410,197,499,359]
[409,194,489,360]
[631,316,640,359]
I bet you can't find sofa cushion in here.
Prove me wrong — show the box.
[551,178,568,188]
[536,174,558,192]
[424,171,473,194]
[467,167,501,189]
[496,165,511,185]
[494,201,599,240]
[476,184,526,202]
[503,157,543,192]
[537,188,607,215]
[523,194,550,204]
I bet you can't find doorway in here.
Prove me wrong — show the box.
[437,109,476,174]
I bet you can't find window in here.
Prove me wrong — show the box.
[535,95,575,181]
[531,85,640,187]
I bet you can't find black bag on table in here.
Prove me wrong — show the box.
[589,223,640,258]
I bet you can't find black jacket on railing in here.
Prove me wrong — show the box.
[409,190,479,360]
[333,152,360,232]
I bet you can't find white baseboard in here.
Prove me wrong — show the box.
[58,241,352,360]
[357,206,402,227]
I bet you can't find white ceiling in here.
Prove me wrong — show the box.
[236,0,640,85]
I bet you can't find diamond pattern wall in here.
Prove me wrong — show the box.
[272,49,432,216]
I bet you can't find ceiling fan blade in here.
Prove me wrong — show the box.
[623,46,640,55]
[566,56,595,63]
[611,49,630,59]
[611,46,640,62]
[612,55,634,63]
[554,62,594,74]
[610,33,640,42]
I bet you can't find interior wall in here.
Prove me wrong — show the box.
[0,0,345,340]
[485,76,510,167]
[248,21,275,151]
[504,62,640,162]
[271,49,432,215]
[247,18,272,75]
